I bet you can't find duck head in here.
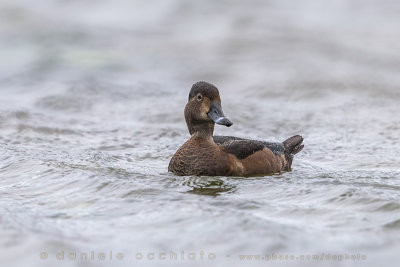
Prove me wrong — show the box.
[185,81,232,137]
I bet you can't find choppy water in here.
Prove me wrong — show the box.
[1,0,400,266]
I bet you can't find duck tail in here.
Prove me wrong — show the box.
[283,135,304,170]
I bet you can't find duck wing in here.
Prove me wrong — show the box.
[213,136,285,159]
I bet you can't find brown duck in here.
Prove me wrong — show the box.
[168,81,304,176]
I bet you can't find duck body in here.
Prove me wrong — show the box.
[168,81,304,177]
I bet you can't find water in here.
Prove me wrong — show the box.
[1,0,400,266]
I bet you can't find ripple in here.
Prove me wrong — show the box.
[36,95,92,112]
[16,124,79,135]
[384,219,400,229]
[375,202,400,212]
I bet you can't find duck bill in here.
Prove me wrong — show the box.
[207,102,233,127]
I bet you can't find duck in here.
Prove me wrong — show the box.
[168,81,304,176]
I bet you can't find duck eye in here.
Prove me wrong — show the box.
[197,94,203,101]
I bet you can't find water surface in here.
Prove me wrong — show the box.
[1,0,400,266]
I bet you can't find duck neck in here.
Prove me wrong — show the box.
[189,122,215,140]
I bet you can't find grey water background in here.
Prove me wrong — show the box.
[1,0,400,266]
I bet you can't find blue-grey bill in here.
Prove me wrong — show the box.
[207,102,233,127]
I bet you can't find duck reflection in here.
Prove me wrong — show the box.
[183,177,236,196]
